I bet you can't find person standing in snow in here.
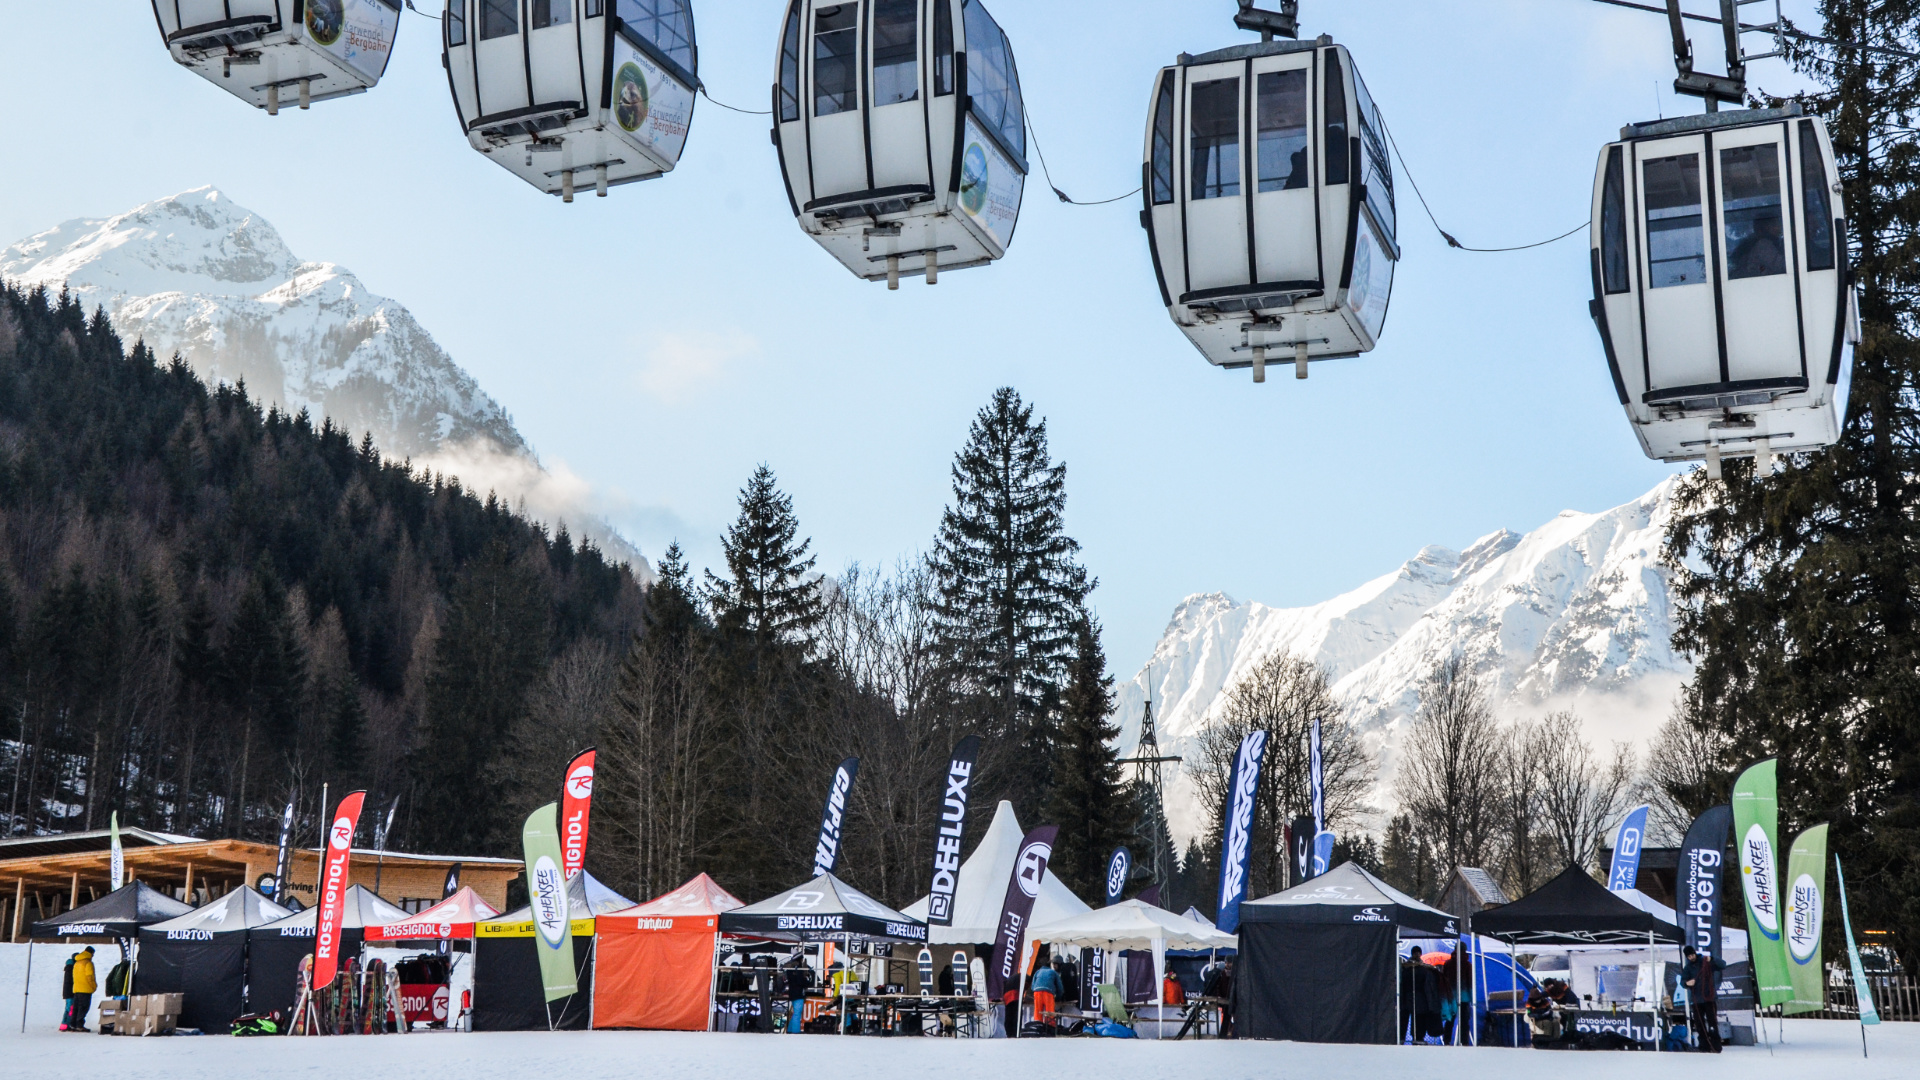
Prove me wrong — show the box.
[62,946,97,1032]
[1681,946,1723,1053]
[1029,957,1063,1026]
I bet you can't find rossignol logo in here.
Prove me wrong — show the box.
[1015,842,1052,898]
[565,763,595,800]
[1218,733,1266,908]
[329,815,354,850]
[1353,906,1390,922]
[1740,824,1780,939]
[1786,874,1822,963]
[530,855,569,949]
[812,765,854,877]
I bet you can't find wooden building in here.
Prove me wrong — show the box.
[1437,866,1511,924]
[2,829,520,941]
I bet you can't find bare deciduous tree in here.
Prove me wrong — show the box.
[1394,656,1505,879]
[1533,711,1636,873]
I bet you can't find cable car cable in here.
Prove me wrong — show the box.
[1575,0,1920,61]
[1026,119,1140,206]
[698,89,771,116]
[1382,125,1587,253]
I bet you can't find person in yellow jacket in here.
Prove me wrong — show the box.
[62,946,96,1032]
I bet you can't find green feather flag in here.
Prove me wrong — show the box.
[1783,824,1829,1015]
[1732,759,1791,1006]
[521,802,577,1002]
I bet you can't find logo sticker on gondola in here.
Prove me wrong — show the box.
[960,144,989,214]
[615,62,652,133]
[307,0,345,46]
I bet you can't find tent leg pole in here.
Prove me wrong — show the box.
[19,939,31,1033]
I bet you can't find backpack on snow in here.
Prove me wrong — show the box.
[229,1012,282,1037]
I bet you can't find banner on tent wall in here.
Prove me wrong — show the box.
[313,789,367,988]
[1312,830,1335,877]
[1104,847,1131,907]
[271,800,295,903]
[1606,804,1649,891]
[926,735,981,925]
[1290,815,1316,885]
[987,825,1057,1000]
[1309,718,1325,831]
[561,747,596,880]
[811,757,860,878]
[1835,856,1880,1026]
[1783,823,1828,1015]
[110,811,124,890]
[1678,804,1731,962]
[523,802,578,1002]
[1731,759,1790,1005]
[1214,730,1269,934]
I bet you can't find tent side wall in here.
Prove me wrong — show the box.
[472,936,595,1031]
[1238,921,1395,1044]
[132,931,247,1033]
[244,927,365,1019]
[591,931,713,1030]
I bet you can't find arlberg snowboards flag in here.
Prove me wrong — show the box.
[560,747,596,880]
[1834,856,1880,1026]
[313,790,367,988]
[1309,718,1325,831]
[109,811,124,890]
[522,802,578,1002]
[1104,847,1131,907]
[1606,804,1650,891]
[987,825,1057,1000]
[1678,804,1732,962]
[271,799,295,903]
[926,735,981,925]
[1783,823,1828,1015]
[1732,759,1791,1005]
[1214,730,1269,934]
[811,757,860,877]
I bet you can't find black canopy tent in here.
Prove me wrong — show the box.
[718,873,928,945]
[245,885,410,1021]
[1235,862,1460,1045]
[1470,865,1685,944]
[471,871,633,1032]
[133,887,290,1033]
[25,881,192,940]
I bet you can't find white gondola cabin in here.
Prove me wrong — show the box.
[1141,37,1396,381]
[151,0,401,113]
[771,0,1027,287]
[444,1,697,200]
[1589,105,1859,474]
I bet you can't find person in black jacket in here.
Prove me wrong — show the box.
[1682,946,1724,1053]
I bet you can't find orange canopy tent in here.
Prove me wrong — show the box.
[592,873,745,1031]
[364,887,502,942]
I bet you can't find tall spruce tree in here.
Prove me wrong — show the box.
[1661,1,1920,967]
[929,388,1093,811]
[705,465,823,652]
[1042,613,1130,900]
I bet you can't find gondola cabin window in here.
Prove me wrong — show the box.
[814,4,859,116]
[1798,120,1835,271]
[619,0,696,74]
[1601,146,1630,293]
[1257,70,1308,192]
[1354,71,1394,247]
[963,0,1024,158]
[1151,71,1175,204]
[446,0,467,46]
[1722,145,1785,280]
[933,0,954,95]
[1644,155,1705,288]
[778,2,801,122]
[1323,54,1348,185]
[1190,78,1240,199]
[480,0,517,39]
[532,0,570,28]
[873,0,918,106]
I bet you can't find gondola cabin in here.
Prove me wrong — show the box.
[772,0,1028,287]
[151,0,401,113]
[444,1,698,200]
[1590,105,1858,475]
[1141,37,1397,381]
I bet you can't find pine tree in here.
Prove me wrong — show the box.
[705,465,823,652]
[1042,614,1129,900]
[929,388,1093,809]
[1660,2,1920,967]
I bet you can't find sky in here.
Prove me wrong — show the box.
[0,2,1827,676]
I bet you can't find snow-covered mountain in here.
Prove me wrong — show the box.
[1,187,643,568]
[1117,478,1691,846]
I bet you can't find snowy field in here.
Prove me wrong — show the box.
[5,948,1912,1079]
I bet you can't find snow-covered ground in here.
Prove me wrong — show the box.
[8,947,1910,1078]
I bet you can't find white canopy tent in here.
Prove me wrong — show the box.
[900,801,1091,945]
[1028,899,1235,1038]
